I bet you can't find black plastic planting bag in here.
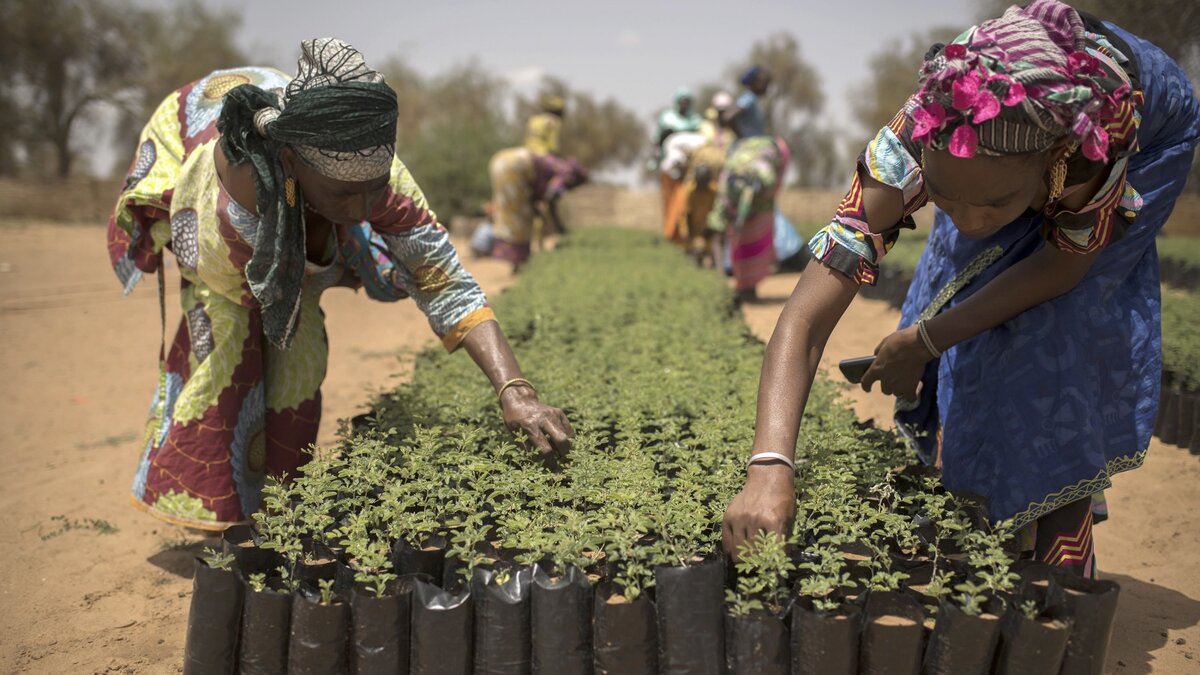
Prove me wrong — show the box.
[393,536,447,580]
[531,565,593,675]
[860,591,925,675]
[1178,391,1196,448]
[921,599,1001,675]
[725,609,789,675]
[351,582,412,675]
[1048,573,1120,675]
[592,585,658,675]
[183,558,244,675]
[239,578,292,675]
[222,525,282,576]
[472,567,533,675]
[790,597,860,675]
[296,540,339,584]
[411,578,473,675]
[288,588,351,675]
[1159,388,1182,444]
[994,600,1073,675]
[890,555,934,587]
[655,559,724,674]
[1154,380,1170,437]
[1191,396,1200,454]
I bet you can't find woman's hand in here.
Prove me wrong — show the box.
[500,385,574,468]
[722,463,796,559]
[861,324,933,400]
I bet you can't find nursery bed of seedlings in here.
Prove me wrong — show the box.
[1158,237,1200,291]
[185,229,1120,675]
[1157,289,1200,454]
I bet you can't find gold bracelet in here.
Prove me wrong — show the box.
[497,377,537,401]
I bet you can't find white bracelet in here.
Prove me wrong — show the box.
[917,320,942,359]
[746,452,796,472]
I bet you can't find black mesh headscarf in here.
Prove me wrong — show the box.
[218,38,397,349]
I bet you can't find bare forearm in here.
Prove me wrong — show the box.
[461,320,524,393]
[751,267,858,460]
[924,244,1098,351]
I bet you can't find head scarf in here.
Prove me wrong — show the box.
[218,38,398,349]
[540,94,566,114]
[674,86,693,103]
[739,66,764,87]
[712,91,734,111]
[912,0,1133,161]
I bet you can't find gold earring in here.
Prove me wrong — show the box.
[1047,158,1067,202]
[284,176,297,208]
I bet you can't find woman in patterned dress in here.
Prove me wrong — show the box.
[108,39,573,531]
[488,146,587,272]
[724,1,1199,575]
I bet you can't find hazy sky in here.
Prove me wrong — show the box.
[112,0,983,177]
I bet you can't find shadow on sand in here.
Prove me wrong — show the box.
[1105,572,1200,674]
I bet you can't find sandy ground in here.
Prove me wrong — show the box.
[0,223,1196,674]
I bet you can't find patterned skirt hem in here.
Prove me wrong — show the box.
[129,493,247,533]
[1008,448,1147,531]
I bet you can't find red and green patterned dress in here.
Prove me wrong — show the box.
[107,67,495,530]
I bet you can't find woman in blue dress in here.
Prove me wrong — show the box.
[723,0,1200,576]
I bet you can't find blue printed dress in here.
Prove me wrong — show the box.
[807,21,1200,544]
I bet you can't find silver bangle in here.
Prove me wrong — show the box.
[746,452,796,472]
[917,320,942,359]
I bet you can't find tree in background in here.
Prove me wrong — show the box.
[515,76,646,172]
[109,0,247,173]
[0,0,144,178]
[0,0,245,179]
[852,27,960,138]
[391,61,517,218]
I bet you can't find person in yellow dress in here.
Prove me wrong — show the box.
[525,94,566,156]
[107,39,575,530]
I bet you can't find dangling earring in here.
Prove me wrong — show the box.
[1047,157,1067,202]
[284,176,297,208]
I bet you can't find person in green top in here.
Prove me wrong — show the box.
[655,87,703,154]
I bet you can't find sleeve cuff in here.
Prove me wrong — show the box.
[441,306,497,352]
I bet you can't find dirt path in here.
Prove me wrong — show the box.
[0,224,1195,673]
[0,222,517,674]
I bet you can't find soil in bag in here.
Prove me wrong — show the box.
[860,590,926,675]
[288,586,351,675]
[393,535,447,580]
[1048,572,1120,675]
[239,577,292,675]
[994,593,1073,675]
[655,559,724,674]
[921,599,1001,675]
[411,577,473,675]
[350,578,414,675]
[790,596,860,675]
[531,564,593,675]
[183,557,244,675]
[222,525,281,576]
[296,540,339,584]
[592,584,658,675]
[473,566,533,675]
[725,607,789,675]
